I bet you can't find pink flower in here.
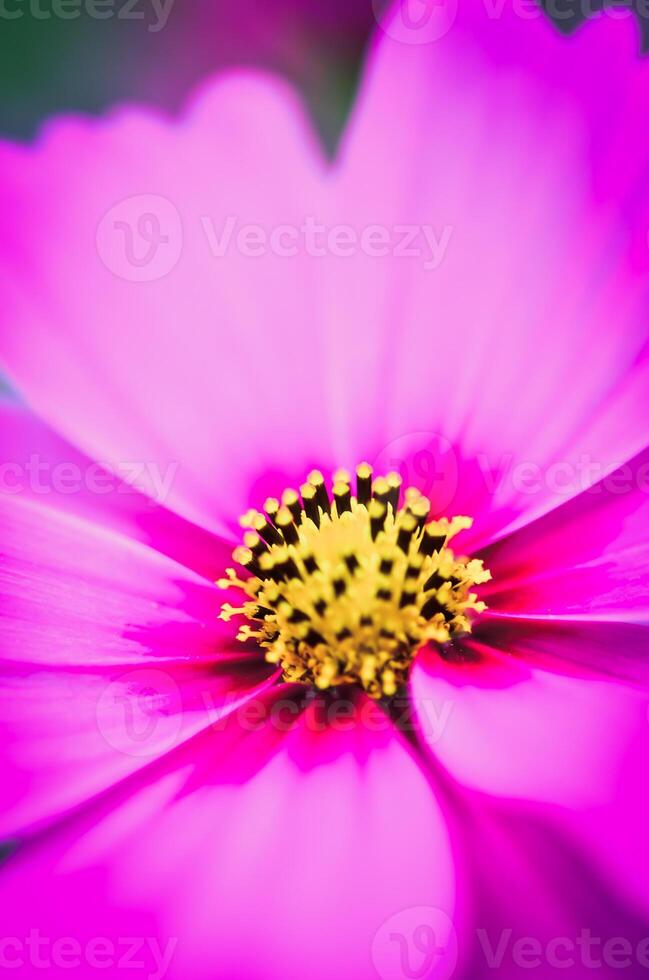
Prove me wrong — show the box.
[1,4,649,979]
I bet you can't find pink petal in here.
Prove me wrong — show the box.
[0,660,273,839]
[0,75,333,537]
[475,618,649,689]
[448,618,649,920]
[0,691,461,980]
[0,398,233,579]
[0,492,237,668]
[482,448,649,620]
[3,18,649,543]
[0,492,274,835]
[411,637,648,810]
[572,710,649,919]
[328,6,649,543]
[451,790,649,978]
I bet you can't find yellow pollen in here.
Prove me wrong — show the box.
[218,465,492,699]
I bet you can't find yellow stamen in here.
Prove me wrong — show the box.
[219,467,491,699]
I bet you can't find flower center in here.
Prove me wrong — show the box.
[219,465,491,698]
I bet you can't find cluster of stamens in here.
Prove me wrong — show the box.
[218,465,491,699]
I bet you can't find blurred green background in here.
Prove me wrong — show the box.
[0,0,374,150]
[1,0,647,149]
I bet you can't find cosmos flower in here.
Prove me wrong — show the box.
[1,3,649,979]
